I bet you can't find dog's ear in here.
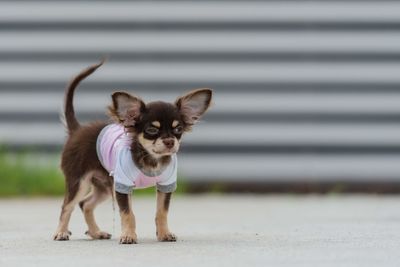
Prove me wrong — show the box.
[175,88,212,126]
[108,91,145,127]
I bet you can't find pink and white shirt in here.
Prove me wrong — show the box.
[96,124,177,194]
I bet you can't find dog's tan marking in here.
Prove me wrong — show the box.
[138,133,168,162]
[138,133,151,146]
[120,211,137,244]
[81,187,111,239]
[117,193,137,244]
[152,121,161,128]
[138,133,158,154]
[155,191,177,242]
[54,173,91,241]
[172,120,179,128]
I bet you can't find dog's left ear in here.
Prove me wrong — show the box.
[175,88,212,126]
[108,91,145,127]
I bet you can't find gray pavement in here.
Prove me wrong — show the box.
[1,195,400,267]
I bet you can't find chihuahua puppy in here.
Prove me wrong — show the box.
[53,62,212,244]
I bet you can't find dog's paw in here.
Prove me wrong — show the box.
[157,232,177,242]
[53,230,72,241]
[85,230,112,240]
[119,234,137,244]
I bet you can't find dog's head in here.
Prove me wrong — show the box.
[108,89,212,158]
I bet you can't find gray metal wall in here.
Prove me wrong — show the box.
[1,1,400,183]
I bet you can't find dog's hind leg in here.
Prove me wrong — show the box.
[53,173,91,241]
[79,172,112,239]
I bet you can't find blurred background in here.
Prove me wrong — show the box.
[1,0,400,196]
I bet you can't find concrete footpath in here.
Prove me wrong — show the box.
[1,195,399,267]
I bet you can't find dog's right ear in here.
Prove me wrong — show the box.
[108,92,145,127]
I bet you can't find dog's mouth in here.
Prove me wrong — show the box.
[152,148,177,156]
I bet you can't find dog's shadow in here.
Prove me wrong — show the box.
[72,234,247,246]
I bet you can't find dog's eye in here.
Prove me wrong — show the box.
[145,127,159,135]
[173,125,183,135]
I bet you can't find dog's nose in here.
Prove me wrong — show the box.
[163,138,175,149]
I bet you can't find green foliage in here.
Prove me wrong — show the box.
[0,151,65,196]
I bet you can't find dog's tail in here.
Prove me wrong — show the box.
[63,61,104,133]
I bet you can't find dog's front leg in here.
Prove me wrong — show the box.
[116,192,137,244]
[155,191,177,242]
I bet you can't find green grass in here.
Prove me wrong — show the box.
[0,151,65,197]
[0,150,188,197]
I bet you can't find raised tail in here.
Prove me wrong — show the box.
[63,61,104,133]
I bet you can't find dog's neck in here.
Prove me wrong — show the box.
[131,139,171,175]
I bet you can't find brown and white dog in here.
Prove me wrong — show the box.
[53,62,212,244]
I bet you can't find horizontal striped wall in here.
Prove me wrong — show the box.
[1,0,400,183]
